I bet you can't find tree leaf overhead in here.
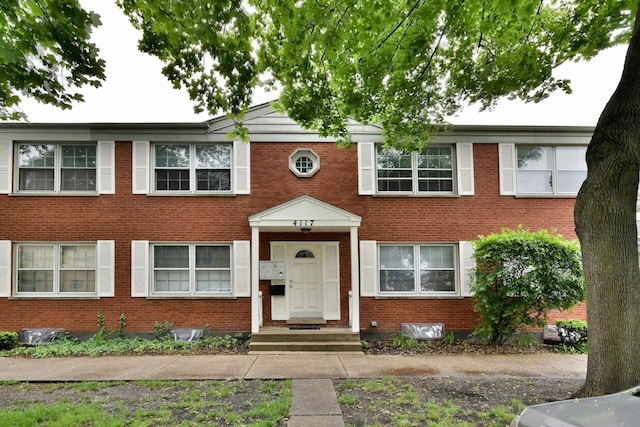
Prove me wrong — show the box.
[0,0,105,120]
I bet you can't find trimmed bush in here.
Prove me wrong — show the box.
[472,228,585,345]
[0,332,19,350]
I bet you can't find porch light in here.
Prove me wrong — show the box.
[300,227,312,234]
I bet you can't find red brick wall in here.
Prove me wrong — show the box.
[0,140,584,334]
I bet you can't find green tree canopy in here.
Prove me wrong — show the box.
[118,0,635,149]
[0,0,105,120]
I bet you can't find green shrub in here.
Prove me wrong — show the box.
[556,319,588,353]
[391,332,419,349]
[472,228,584,345]
[0,332,19,350]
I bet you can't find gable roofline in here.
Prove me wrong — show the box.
[249,194,362,232]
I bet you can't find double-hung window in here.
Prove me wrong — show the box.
[379,244,457,295]
[17,143,97,192]
[154,143,231,193]
[377,145,455,194]
[16,244,96,295]
[511,145,587,195]
[152,244,232,295]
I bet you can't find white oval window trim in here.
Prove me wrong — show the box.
[289,148,320,177]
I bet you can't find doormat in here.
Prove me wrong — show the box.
[289,326,321,330]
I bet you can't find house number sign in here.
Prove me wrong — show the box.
[292,220,314,226]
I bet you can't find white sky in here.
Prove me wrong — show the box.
[18,1,628,126]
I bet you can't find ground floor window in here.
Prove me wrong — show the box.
[152,244,232,295]
[379,244,456,295]
[16,243,96,295]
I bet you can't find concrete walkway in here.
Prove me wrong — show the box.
[0,353,587,427]
[0,353,587,381]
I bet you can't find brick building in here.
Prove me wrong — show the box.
[0,103,587,335]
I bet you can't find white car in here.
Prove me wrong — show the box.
[510,386,640,427]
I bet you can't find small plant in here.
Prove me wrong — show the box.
[391,332,419,349]
[556,320,588,353]
[96,312,108,341]
[338,393,358,405]
[0,331,19,351]
[515,333,540,347]
[442,331,455,345]
[154,321,173,340]
[118,314,127,339]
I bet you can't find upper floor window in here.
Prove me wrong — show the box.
[289,148,320,177]
[516,146,587,195]
[17,143,97,192]
[378,244,457,295]
[377,145,454,193]
[132,141,249,195]
[357,142,474,196]
[154,143,231,192]
[152,244,232,295]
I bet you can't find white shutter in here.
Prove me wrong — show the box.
[270,243,287,320]
[499,143,516,195]
[131,240,149,297]
[456,143,474,195]
[233,240,250,296]
[359,240,377,296]
[358,142,376,195]
[132,141,150,194]
[323,242,340,320]
[459,241,476,296]
[97,141,115,194]
[233,140,250,194]
[0,141,13,194]
[0,241,11,296]
[96,240,115,297]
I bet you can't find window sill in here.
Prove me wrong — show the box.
[374,295,466,300]
[372,193,461,198]
[513,194,578,199]
[9,295,100,300]
[10,192,100,197]
[146,295,237,299]
[146,192,237,197]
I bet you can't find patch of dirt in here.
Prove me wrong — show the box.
[335,377,583,426]
[362,338,561,355]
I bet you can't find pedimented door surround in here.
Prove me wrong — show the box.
[248,195,362,333]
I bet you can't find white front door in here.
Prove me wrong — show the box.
[289,245,323,318]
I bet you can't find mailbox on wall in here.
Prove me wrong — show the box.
[259,261,286,280]
[270,284,286,296]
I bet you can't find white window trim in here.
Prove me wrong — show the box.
[358,142,474,196]
[13,142,112,195]
[133,141,250,195]
[132,241,250,298]
[361,241,475,298]
[499,143,587,197]
[12,241,115,298]
[151,143,233,194]
[151,243,233,296]
[289,148,320,177]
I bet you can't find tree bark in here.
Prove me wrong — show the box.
[574,3,640,397]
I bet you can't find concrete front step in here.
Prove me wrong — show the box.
[249,327,363,353]
[249,341,363,353]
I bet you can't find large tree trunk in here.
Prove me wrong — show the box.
[574,4,640,398]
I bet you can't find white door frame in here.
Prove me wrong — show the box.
[248,196,362,333]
